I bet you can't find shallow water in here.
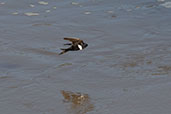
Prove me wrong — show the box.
[0,0,171,114]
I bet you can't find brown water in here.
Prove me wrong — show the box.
[0,0,171,114]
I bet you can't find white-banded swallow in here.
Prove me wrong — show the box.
[59,37,88,55]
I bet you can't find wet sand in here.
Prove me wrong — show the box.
[0,0,171,114]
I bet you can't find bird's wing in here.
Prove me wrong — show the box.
[64,37,82,43]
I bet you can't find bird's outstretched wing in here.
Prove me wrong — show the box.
[64,37,82,43]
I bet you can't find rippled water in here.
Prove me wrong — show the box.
[0,0,171,114]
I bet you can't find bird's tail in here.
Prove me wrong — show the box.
[59,49,68,55]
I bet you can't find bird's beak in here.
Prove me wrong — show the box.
[84,43,88,48]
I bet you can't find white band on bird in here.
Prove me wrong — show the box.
[78,45,83,50]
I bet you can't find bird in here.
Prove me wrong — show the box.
[59,37,88,55]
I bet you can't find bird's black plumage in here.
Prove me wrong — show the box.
[59,37,88,55]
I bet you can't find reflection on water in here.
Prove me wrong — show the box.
[152,65,171,75]
[61,90,94,114]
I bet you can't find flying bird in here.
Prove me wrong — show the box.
[59,37,88,55]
